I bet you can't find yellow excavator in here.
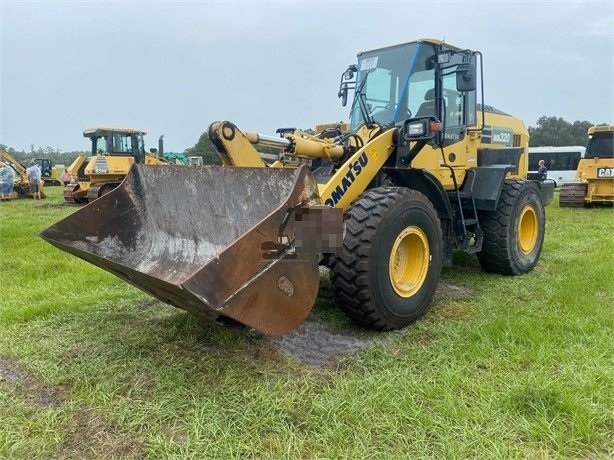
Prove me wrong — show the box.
[41,39,554,336]
[64,127,167,203]
[0,150,46,199]
[559,125,614,207]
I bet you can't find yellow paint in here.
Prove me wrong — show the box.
[517,204,538,255]
[388,226,430,297]
[318,129,395,210]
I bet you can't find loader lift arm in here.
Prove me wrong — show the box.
[208,120,348,167]
[0,150,27,178]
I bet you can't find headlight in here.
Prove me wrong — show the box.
[407,122,426,137]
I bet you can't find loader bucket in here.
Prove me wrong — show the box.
[40,164,323,336]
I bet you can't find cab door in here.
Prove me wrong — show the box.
[439,52,478,169]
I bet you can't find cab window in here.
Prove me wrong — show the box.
[110,134,133,154]
[441,52,477,128]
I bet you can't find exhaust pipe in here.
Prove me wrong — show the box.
[158,134,164,157]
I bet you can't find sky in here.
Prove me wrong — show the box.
[1,0,612,154]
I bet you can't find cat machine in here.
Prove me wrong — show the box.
[559,125,614,207]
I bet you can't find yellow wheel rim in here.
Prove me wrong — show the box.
[388,226,430,297]
[518,204,538,255]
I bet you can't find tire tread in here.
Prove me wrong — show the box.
[330,187,440,330]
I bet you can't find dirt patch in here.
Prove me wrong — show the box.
[0,360,22,382]
[269,282,473,365]
[59,409,144,460]
[269,314,387,366]
[0,356,144,458]
[0,355,66,409]
[430,283,475,321]
[435,282,474,299]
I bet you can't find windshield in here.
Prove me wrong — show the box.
[348,42,477,133]
[349,42,438,131]
[92,137,107,154]
[586,131,614,159]
[109,133,134,154]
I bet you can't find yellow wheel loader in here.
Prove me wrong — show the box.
[41,39,554,336]
[64,127,167,203]
[560,125,614,207]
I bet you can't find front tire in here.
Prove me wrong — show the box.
[477,180,545,275]
[329,187,443,330]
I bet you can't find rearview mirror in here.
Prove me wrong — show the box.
[338,83,349,107]
[456,62,477,92]
[344,65,357,80]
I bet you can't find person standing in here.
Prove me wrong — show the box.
[0,162,15,201]
[537,159,548,174]
[61,168,72,186]
[26,160,42,199]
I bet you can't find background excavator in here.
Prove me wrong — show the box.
[42,38,554,336]
[64,127,168,203]
[162,152,204,166]
[33,158,64,186]
[0,150,47,199]
[559,125,614,207]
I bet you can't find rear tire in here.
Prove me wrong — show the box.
[329,187,443,330]
[477,180,545,275]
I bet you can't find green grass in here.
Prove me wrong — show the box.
[0,187,613,459]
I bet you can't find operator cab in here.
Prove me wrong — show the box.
[586,126,614,159]
[339,39,479,146]
[83,128,147,162]
[76,127,148,180]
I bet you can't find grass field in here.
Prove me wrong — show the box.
[0,186,612,459]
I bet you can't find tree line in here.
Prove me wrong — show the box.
[1,116,608,166]
[0,144,86,167]
[527,116,601,147]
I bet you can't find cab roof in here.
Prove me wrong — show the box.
[357,38,465,56]
[83,127,147,138]
[588,125,614,135]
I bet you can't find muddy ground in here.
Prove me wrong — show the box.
[269,281,474,365]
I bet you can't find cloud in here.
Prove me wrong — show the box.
[1,0,612,152]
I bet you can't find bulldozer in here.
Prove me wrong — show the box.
[41,38,554,336]
[64,127,167,203]
[559,125,614,207]
[0,151,46,199]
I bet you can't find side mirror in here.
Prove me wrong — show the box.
[343,65,357,81]
[456,62,477,92]
[338,83,349,107]
[338,64,356,107]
